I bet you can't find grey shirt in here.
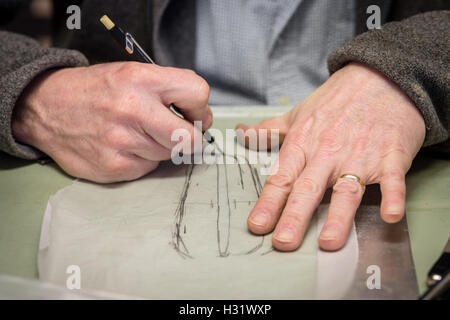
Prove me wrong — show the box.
[195,0,357,106]
[0,0,449,160]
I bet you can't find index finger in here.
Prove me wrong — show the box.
[272,160,332,251]
[158,67,212,131]
[247,138,306,234]
[139,103,203,153]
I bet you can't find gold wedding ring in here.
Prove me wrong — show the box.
[336,174,366,192]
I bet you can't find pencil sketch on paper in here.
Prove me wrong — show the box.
[170,142,274,259]
[37,123,328,299]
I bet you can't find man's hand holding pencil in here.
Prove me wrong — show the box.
[11,62,212,182]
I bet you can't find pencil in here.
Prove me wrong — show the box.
[99,14,214,144]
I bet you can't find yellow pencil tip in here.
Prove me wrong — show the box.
[100,15,115,30]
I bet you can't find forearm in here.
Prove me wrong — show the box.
[328,11,450,151]
[0,30,88,159]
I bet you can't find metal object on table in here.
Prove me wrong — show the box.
[340,185,419,299]
[419,238,450,299]
[420,272,450,300]
[426,237,450,287]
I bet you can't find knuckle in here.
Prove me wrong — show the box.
[105,129,135,149]
[286,139,306,157]
[114,63,168,91]
[292,177,322,198]
[311,107,328,122]
[164,68,210,105]
[323,220,345,233]
[381,145,413,170]
[105,157,131,176]
[317,133,343,156]
[162,67,181,82]
[266,169,296,191]
[116,62,147,82]
[384,170,405,182]
[351,135,370,153]
[96,92,121,113]
[251,206,273,220]
[112,96,140,119]
[194,77,210,105]
[382,141,409,156]
[282,212,305,227]
[388,189,406,201]
[175,67,197,76]
[167,66,196,81]
[333,180,360,195]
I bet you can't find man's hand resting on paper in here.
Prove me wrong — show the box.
[238,62,426,251]
[12,62,212,183]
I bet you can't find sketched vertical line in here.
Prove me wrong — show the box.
[215,164,222,256]
[247,162,261,197]
[237,163,244,190]
[171,164,195,259]
[222,160,232,256]
[216,158,231,257]
[253,166,263,195]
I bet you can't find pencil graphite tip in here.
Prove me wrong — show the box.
[203,130,215,144]
[100,15,115,30]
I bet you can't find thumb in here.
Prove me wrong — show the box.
[235,113,290,151]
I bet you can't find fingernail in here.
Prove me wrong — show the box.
[275,228,295,243]
[249,213,268,227]
[320,225,339,241]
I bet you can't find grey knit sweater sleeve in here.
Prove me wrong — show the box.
[328,11,450,150]
[0,31,89,159]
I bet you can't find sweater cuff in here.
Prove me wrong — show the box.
[0,49,89,160]
[327,13,449,147]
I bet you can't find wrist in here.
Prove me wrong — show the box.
[12,68,64,150]
[339,62,426,145]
